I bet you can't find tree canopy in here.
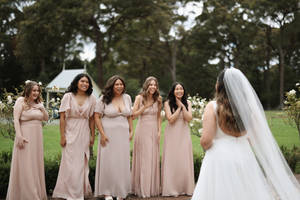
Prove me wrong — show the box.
[1,0,299,108]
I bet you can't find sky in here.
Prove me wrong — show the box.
[79,1,203,61]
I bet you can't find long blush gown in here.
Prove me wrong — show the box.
[52,92,96,200]
[191,101,275,200]
[6,97,48,200]
[94,94,132,198]
[161,110,195,196]
[131,101,160,197]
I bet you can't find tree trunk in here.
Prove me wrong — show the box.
[264,27,272,109]
[91,17,104,89]
[96,31,104,89]
[278,45,285,108]
[278,27,286,108]
[170,41,177,82]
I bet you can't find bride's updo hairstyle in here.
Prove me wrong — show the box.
[215,69,245,133]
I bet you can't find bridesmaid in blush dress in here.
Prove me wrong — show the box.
[131,76,162,198]
[52,73,96,200]
[6,81,48,200]
[161,82,194,197]
[94,75,133,200]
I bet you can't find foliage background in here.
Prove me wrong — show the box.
[1,0,300,108]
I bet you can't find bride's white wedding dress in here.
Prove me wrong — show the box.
[192,101,274,200]
[192,67,300,200]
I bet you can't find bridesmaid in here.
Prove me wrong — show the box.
[52,73,96,200]
[6,81,48,200]
[94,75,133,200]
[161,82,195,196]
[131,76,162,198]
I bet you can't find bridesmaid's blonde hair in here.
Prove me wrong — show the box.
[22,81,42,109]
[140,76,161,105]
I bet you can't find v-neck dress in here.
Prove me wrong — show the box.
[94,94,132,198]
[6,97,48,200]
[131,101,160,197]
[52,92,96,200]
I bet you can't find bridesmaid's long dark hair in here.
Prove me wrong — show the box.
[166,82,188,113]
[102,75,126,104]
[66,73,93,96]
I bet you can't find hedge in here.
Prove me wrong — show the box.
[0,146,299,198]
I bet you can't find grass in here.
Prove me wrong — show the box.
[0,110,299,159]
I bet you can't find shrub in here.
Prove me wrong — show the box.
[0,146,299,197]
[284,82,300,139]
[280,145,300,173]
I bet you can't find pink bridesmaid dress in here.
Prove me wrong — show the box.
[161,110,195,196]
[52,92,96,200]
[131,101,160,197]
[6,97,48,200]
[94,94,132,198]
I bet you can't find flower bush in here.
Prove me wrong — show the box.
[48,97,61,120]
[0,88,23,140]
[188,95,208,137]
[284,82,300,138]
[0,81,57,140]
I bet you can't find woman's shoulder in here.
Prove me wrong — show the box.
[158,95,162,102]
[89,94,96,100]
[164,99,169,105]
[207,100,216,106]
[63,92,72,98]
[205,101,217,112]
[16,96,25,102]
[123,93,131,99]
[135,94,142,101]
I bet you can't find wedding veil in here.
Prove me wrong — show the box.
[223,67,300,199]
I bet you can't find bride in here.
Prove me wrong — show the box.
[192,67,300,200]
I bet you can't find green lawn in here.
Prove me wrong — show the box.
[0,110,299,159]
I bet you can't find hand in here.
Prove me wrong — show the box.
[129,131,133,141]
[16,135,28,149]
[35,103,45,111]
[90,136,95,147]
[157,131,161,144]
[176,98,183,108]
[100,134,109,147]
[60,135,67,147]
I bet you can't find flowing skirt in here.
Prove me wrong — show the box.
[6,120,47,200]
[192,136,275,200]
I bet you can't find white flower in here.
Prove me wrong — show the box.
[56,97,60,101]
[198,128,203,133]
[288,89,296,96]
[160,110,165,117]
[194,118,201,122]
[284,101,288,104]
[7,96,12,104]
[296,83,300,87]
[25,80,31,84]
[0,101,5,110]
[38,81,42,86]
[54,109,59,115]
[50,98,55,103]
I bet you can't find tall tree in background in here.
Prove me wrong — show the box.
[0,0,24,90]
[250,0,300,107]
